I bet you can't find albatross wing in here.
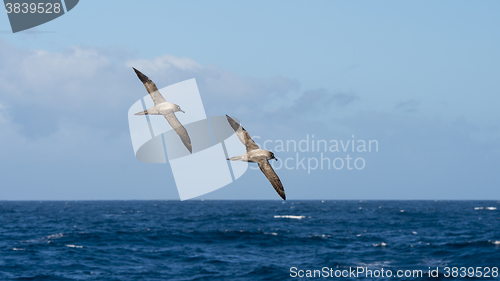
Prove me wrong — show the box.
[258,159,286,200]
[163,111,192,153]
[133,67,167,106]
[226,115,260,152]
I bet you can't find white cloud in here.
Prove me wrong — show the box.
[23,47,109,83]
[0,40,303,139]
[125,54,301,113]
[0,43,130,109]
[0,42,303,199]
[126,54,202,72]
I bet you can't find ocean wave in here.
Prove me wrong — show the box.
[23,232,66,244]
[309,234,331,239]
[475,207,497,210]
[46,233,64,240]
[274,215,306,219]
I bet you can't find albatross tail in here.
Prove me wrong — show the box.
[134,109,149,115]
[227,155,248,161]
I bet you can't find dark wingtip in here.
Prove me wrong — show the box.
[226,115,241,131]
[278,189,286,200]
[132,67,150,84]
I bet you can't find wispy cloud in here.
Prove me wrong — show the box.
[127,54,301,116]
[126,54,202,72]
[295,89,359,108]
[394,99,420,113]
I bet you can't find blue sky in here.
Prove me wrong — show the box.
[0,1,499,200]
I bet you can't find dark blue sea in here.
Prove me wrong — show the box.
[0,201,499,280]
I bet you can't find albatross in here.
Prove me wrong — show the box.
[132,68,192,153]
[226,115,286,200]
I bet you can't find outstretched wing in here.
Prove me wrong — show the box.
[258,159,286,200]
[226,115,260,152]
[164,111,192,153]
[133,67,167,106]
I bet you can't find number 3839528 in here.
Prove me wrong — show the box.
[5,3,62,14]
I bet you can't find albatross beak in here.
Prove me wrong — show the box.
[180,110,185,113]
[275,158,278,161]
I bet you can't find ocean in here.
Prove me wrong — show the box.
[0,200,499,280]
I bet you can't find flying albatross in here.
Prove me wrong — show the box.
[132,68,192,153]
[226,115,286,200]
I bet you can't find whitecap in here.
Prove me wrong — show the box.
[12,248,25,251]
[486,207,497,210]
[373,242,387,247]
[412,231,418,234]
[65,245,83,248]
[309,234,330,239]
[46,233,64,239]
[491,241,500,245]
[357,261,391,269]
[274,215,305,219]
[474,207,484,210]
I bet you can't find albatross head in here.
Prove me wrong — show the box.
[174,104,185,113]
[271,153,278,161]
